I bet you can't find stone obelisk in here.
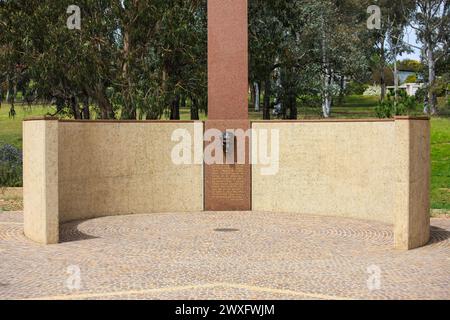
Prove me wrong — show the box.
[205,0,251,211]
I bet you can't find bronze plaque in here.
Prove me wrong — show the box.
[204,120,251,211]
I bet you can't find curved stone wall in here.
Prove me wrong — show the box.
[58,121,204,223]
[23,119,204,244]
[252,118,430,250]
[23,117,430,250]
[252,120,396,224]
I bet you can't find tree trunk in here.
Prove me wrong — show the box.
[322,83,332,118]
[394,56,399,101]
[204,98,208,117]
[9,79,17,118]
[250,83,255,110]
[99,94,115,119]
[9,101,15,118]
[263,78,271,120]
[380,38,386,101]
[121,23,138,120]
[170,95,180,120]
[70,96,81,119]
[426,44,437,115]
[288,94,297,120]
[87,83,115,119]
[5,74,10,103]
[322,67,332,118]
[82,96,90,120]
[321,18,332,118]
[254,82,260,112]
[338,75,345,105]
[9,94,15,118]
[54,97,64,115]
[191,97,199,120]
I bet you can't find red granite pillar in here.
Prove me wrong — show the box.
[205,0,251,211]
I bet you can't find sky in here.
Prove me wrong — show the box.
[399,27,422,61]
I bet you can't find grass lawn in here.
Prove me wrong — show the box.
[0,104,57,149]
[0,98,449,211]
[333,95,379,118]
[0,104,207,149]
[431,118,450,210]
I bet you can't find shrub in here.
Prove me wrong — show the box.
[404,74,417,83]
[398,59,423,73]
[375,90,418,118]
[345,82,369,95]
[375,100,394,118]
[363,85,382,96]
[0,144,23,188]
[415,87,428,101]
[432,78,449,97]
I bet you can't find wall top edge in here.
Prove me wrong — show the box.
[252,116,431,123]
[23,116,59,121]
[394,116,430,121]
[23,117,430,123]
[23,118,201,124]
[251,118,395,123]
[58,120,200,124]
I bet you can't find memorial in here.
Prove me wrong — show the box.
[205,0,251,211]
[22,0,431,251]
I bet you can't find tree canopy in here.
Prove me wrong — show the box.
[0,0,448,119]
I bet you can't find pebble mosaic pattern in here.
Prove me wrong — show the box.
[0,211,449,300]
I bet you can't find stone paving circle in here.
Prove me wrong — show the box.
[0,211,449,300]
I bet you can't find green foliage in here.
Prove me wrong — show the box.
[371,67,395,86]
[249,0,373,118]
[0,144,22,188]
[0,0,207,120]
[0,0,447,121]
[375,100,394,118]
[375,90,418,118]
[345,82,369,95]
[398,59,424,73]
[405,74,417,83]
[432,78,449,97]
[363,85,382,96]
[415,87,428,102]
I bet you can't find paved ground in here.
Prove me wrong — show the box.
[0,211,449,300]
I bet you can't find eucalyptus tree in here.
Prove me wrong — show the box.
[366,0,416,102]
[112,0,168,120]
[52,0,119,119]
[152,0,206,120]
[409,0,449,114]
[249,0,373,119]
[385,6,416,99]
[250,0,321,119]
[307,0,372,117]
[0,0,33,117]
[0,0,208,120]
[111,0,206,120]
[0,0,120,119]
[182,1,207,120]
[263,1,309,119]
[249,0,286,119]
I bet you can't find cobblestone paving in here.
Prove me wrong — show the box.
[0,211,449,300]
